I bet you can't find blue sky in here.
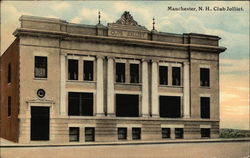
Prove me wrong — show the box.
[1,1,249,129]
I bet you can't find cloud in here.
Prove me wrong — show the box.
[50,2,70,11]
[71,17,81,23]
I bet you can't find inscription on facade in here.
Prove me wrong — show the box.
[108,29,148,39]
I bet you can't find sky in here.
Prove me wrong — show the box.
[1,1,249,130]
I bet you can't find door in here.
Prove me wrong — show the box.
[31,107,50,140]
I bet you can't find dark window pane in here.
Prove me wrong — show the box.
[200,68,210,87]
[68,59,78,80]
[8,64,11,83]
[8,96,11,117]
[160,96,181,118]
[132,128,141,140]
[201,97,210,118]
[175,128,183,139]
[84,61,93,81]
[162,128,170,139]
[85,127,95,142]
[116,94,139,117]
[35,56,47,78]
[69,127,79,142]
[159,66,168,85]
[116,63,125,83]
[118,128,127,140]
[130,64,139,83]
[172,67,180,86]
[201,128,210,138]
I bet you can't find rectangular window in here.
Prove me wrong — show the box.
[68,59,78,80]
[69,127,79,142]
[200,97,210,119]
[8,96,11,117]
[8,63,11,83]
[116,94,139,117]
[116,63,125,83]
[85,127,95,142]
[201,128,211,138]
[172,67,180,86]
[118,128,127,140]
[84,60,93,81]
[68,92,93,116]
[130,64,139,83]
[159,66,168,85]
[162,128,171,139]
[175,128,183,139]
[200,68,210,87]
[132,128,141,140]
[35,56,47,78]
[160,96,181,118]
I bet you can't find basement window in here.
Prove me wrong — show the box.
[172,67,181,86]
[69,127,79,142]
[130,64,139,83]
[175,128,183,139]
[35,56,47,78]
[200,68,210,87]
[159,66,168,85]
[85,127,95,142]
[68,59,78,80]
[8,63,11,83]
[116,94,139,117]
[84,60,93,81]
[8,96,11,117]
[118,128,127,140]
[162,128,171,139]
[201,128,211,138]
[200,97,210,119]
[132,128,141,140]
[116,63,125,83]
[160,96,181,118]
[68,92,93,116]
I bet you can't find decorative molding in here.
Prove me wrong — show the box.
[115,11,139,26]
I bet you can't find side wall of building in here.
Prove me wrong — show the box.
[0,39,20,142]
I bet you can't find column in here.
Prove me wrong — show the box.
[60,53,67,115]
[96,56,104,116]
[151,60,159,117]
[142,59,149,117]
[107,57,115,116]
[183,62,190,118]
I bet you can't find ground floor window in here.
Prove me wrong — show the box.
[201,128,211,138]
[85,127,95,142]
[175,128,183,139]
[118,128,127,140]
[116,94,139,117]
[162,128,171,139]
[132,128,141,140]
[69,127,79,142]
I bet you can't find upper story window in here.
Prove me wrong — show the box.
[159,66,168,85]
[8,96,11,117]
[116,63,125,83]
[200,97,210,119]
[35,56,47,78]
[68,59,78,80]
[200,68,210,87]
[8,63,11,83]
[84,60,93,81]
[172,67,180,86]
[130,64,139,83]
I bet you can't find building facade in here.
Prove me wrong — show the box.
[0,11,226,143]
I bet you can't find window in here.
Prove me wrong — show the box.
[200,97,210,119]
[118,128,127,140]
[175,128,183,139]
[132,128,141,140]
[162,128,171,139]
[172,67,180,86]
[8,96,11,117]
[116,63,125,83]
[159,66,168,85]
[201,128,211,138]
[68,92,93,116]
[160,96,181,118]
[8,63,11,83]
[200,68,210,87]
[130,64,139,83]
[84,61,93,81]
[85,127,95,142]
[68,59,78,80]
[35,56,47,78]
[116,94,139,117]
[69,127,79,142]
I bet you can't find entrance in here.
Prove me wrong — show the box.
[31,107,50,140]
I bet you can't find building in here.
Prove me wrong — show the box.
[0,11,226,143]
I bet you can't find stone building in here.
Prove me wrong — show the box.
[0,11,226,143]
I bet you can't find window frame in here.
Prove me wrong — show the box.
[201,128,211,138]
[8,63,11,83]
[175,128,184,139]
[172,67,181,86]
[130,63,139,83]
[162,128,171,139]
[159,66,168,85]
[116,62,126,83]
[68,59,79,80]
[118,128,127,140]
[200,97,210,119]
[132,128,141,140]
[83,60,94,81]
[200,68,210,87]
[69,127,80,142]
[8,96,11,117]
[34,56,47,78]
[85,127,95,142]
